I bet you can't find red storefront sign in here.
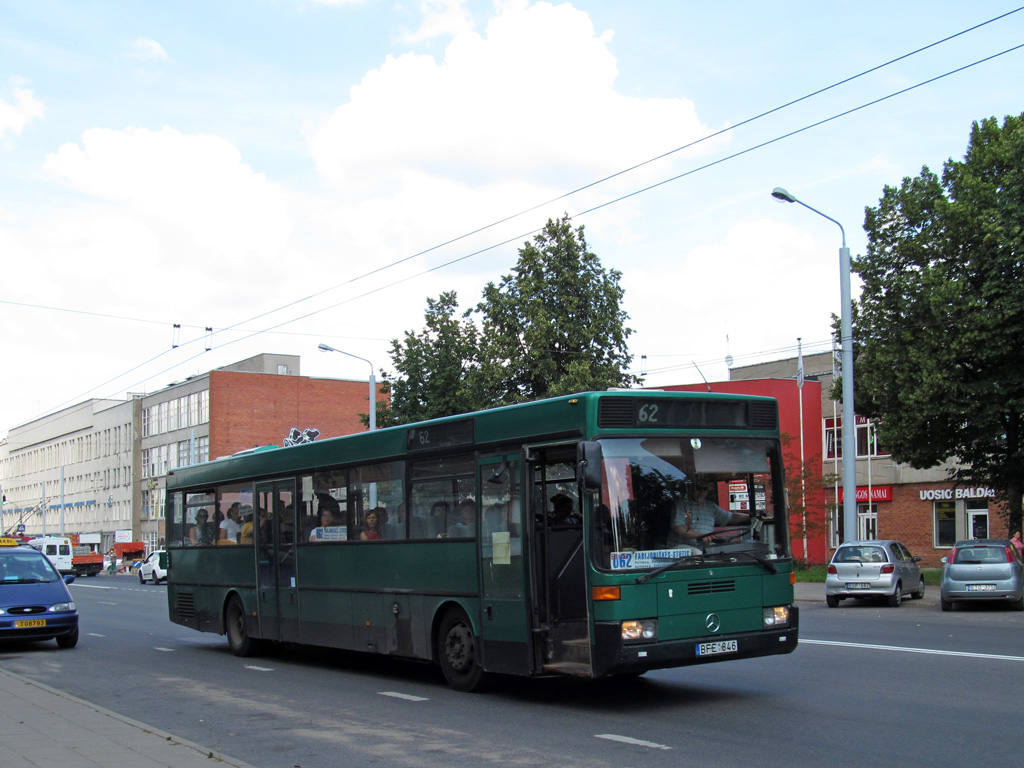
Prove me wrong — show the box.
[837,486,892,503]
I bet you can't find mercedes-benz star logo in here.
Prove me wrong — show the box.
[706,613,721,632]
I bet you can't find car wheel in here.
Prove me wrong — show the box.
[56,627,79,649]
[1011,594,1024,612]
[436,607,489,692]
[940,597,953,612]
[826,595,840,608]
[225,596,261,657]
[138,570,146,584]
[912,577,925,600]
[887,582,902,607]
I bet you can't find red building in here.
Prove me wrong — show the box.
[663,378,828,565]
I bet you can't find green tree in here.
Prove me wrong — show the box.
[382,214,640,425]
[852,113,1024,534]
[473,214,640,404]
[378,291,480,426]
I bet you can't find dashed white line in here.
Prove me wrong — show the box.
[378,691,429,701]
[154,647,175,652]
[595,734,671,750]
[87,633,106,638]
[244,665,274,672]
[801,638,1024,662]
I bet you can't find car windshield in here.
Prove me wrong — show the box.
[834,546,888,564]
[953,546,1006,564]
[0,553,61,583]
[592,436,788,571]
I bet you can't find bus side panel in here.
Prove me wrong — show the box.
[295,541,478,661]
[167,546,258,634]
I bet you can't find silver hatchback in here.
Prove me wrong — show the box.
[825,540,924,608]
[940,539,1024,611]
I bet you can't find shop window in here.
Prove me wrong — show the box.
[933,500,956,547]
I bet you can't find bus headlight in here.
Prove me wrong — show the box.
[621,619,658,642]
[763,606,790,629]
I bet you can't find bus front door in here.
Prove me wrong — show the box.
[476,456,531,675]
[529,447,592,676]
[255,480,299,643]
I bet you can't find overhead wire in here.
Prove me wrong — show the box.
[11,10,1024,427]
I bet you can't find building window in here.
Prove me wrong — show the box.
[934,500,956,548]
[824,416,890,459]
[857,502,878,540]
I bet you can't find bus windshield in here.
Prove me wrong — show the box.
[593,436,787,571]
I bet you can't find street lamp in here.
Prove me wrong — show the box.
[772,186,857,545]
[318,343,376,431]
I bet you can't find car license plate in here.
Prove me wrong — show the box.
[846,582,870,589]
[966,584,996,592]
[14,619,46,628]
[697,640,738,657]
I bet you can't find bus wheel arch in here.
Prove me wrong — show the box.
[224,593,261,657]
[434,604,488,692]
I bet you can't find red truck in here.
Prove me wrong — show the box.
[72,545,104,577]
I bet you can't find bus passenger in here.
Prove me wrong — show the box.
[189,509,212,546]
[360,508,384,540]
[239,506,255,545]
[309,495,341,541]
[448,499,476,537]
[219,503,242,544]
[550,493,581,526]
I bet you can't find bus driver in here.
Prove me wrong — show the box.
[671,478,749,549]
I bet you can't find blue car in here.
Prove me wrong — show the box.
[0,537,79,648]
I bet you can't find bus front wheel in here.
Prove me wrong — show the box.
[225,597,260,657]
[437,608,488,692]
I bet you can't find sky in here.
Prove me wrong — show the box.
[2,0,1023,436]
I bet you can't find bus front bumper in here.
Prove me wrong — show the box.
[592,605,799,677]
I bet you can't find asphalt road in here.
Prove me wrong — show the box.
[2,573,1020,767]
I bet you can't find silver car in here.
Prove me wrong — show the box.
[825,540,924,608]
[940,539,1024,612]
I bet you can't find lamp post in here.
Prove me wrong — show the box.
[772,186,857,545]
[318,343,376,431]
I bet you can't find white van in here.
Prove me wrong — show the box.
[27,536,74,575]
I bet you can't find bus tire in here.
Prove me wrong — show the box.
[437,607,488,692]
[225,596,260,657]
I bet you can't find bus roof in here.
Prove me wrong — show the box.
[166,389,779,490]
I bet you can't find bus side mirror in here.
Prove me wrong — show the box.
[578,441,603,491]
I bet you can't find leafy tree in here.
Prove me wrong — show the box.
[382,214,640,425]
[852,113,1024,534]
[473,214,640,404]
[377,291,480,426]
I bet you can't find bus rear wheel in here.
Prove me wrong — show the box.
[437,608,488,692]
[225,596,260,657]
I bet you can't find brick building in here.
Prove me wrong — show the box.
[1,353,382,554]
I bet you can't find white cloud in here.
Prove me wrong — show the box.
[128,37,169,62]
[0,87,45,142]
[43,126,292,270]
[309,1,720,196]
[400,0,475,43]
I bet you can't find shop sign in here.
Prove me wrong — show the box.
[838,486,892,503]
[919,487,995,501]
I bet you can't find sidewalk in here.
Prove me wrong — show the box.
[793,579,940,605]
[0,668,255,768]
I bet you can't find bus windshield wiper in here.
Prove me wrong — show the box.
[635,553,704,584]
[706,550,778,574]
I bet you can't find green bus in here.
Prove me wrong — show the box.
[165,390,797,691]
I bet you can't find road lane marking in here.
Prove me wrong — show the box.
[69,583,115,589]
[155,647,175,652]
[379,692,429,701]
[595,734,671,750]
[87,633,106,637]
[244,665,274,672]
[98,601,118,605]
[801,638,1024,662]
